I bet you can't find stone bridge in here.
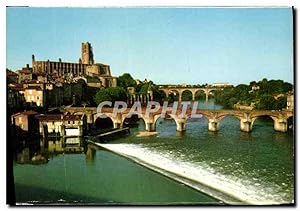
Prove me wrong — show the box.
[159,87,222,102]
[64,107,293,133]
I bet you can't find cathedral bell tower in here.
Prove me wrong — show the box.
[81,42,94,65]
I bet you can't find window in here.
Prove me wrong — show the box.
[29,90,32,94]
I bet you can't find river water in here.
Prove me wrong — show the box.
[12,100,294,205]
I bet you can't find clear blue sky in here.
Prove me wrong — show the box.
[6,7,293,85]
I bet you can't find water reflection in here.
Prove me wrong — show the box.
[14,137,90,165]
[86,144,97,162]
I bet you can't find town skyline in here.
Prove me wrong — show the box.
[7,7,293,85]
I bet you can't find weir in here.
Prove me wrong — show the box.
[93,142,290,205]
[87,127,130,143]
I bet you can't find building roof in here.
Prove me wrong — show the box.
[95,62,109,67]
[12,110,39,117]
[9,83,23,88]
[24,86,43,91]
[35,114,84,121]
[9,83,25,91]
[35,59,89,65]
[6,69,18,76]
[33,72,46,77]
[18,69,32,75]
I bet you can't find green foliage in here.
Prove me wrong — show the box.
[46,87,64,107]
[195,91,205,100]
[256,94,274,110]
[138,83,150,95]
[117,73,136,89]
[94,87,127,105]
[46,81,99,107]
[182,91,192,101]
[167,93,179,102]
[153,89,166,102]
[214,79,293,110]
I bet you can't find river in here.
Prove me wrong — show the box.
[12,100,294,205]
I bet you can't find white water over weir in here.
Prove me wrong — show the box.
[95,143,288,205]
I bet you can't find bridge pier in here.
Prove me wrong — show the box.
[145,122,156,132]
[169,114,187,132]
[208,120,219,131]
[143,116,157,132]
[240,120,252,132]
[205,93,209,103]
[178,94,182,102]
[274,118,288,132]
[113,122,122,129]
[175,120,187,132]
[86,146,96,161]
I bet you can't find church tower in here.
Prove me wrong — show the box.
[81,42,94,65]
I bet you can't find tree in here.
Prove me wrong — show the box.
[182,91,192,101]
[153,89,166,102]
[94,87,127,105]
[257,94,274,110]
[214,79,292,110]
[138,83,150,95]
[117,73,136,89]
[273,97,287,110]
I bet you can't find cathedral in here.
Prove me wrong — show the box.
[31,42,117,87]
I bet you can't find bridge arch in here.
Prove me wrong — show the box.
[121,112,144,128]
[191,111,212,121]
[156,90,167,100]
[167,89,181,101]
[194,89,206,101]
[181,89,193,101]
[251,115,276,130]
[94,114,114,130]
[94,113,119,128]
[217,114,242,130]
[217,114,243,122]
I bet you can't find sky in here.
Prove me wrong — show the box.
[6,7,293,85]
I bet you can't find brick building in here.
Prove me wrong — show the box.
[31,42,117,87]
